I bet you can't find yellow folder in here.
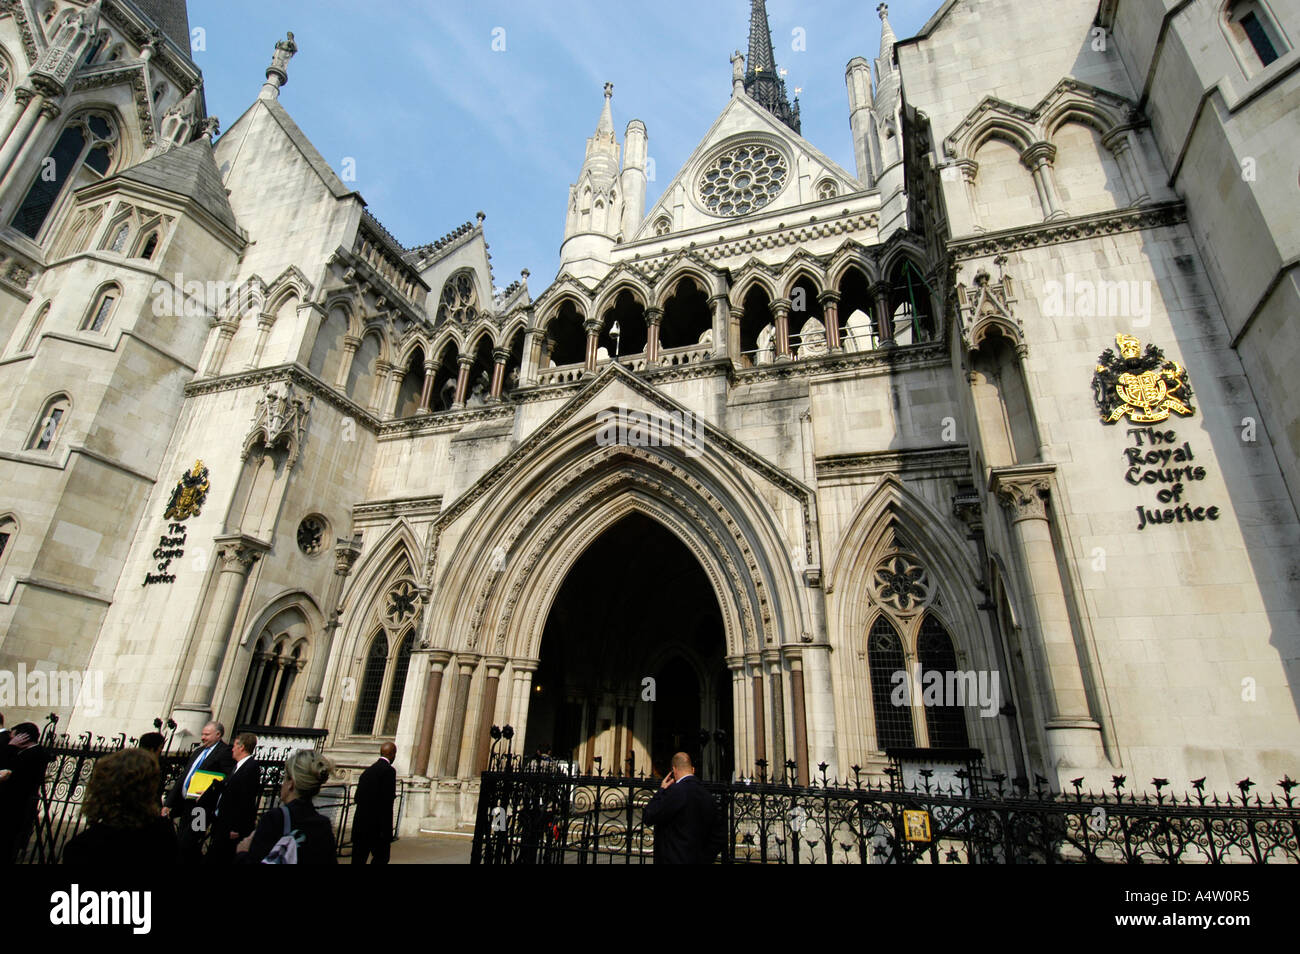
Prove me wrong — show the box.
[186,769,226,799]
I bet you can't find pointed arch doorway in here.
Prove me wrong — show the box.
[524,512,734,780]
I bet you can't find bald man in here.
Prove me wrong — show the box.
[352,742,397,864]
[164,721,235,864]
[643,752,718,864]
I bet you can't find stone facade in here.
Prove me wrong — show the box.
[0,0,1296,831]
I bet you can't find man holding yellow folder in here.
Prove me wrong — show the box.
[163,721,235,863]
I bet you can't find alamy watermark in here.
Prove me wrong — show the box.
[0,664,103,717]
[1041,274,1152,326]
[890,665,1000,718]
[595,406,705,457]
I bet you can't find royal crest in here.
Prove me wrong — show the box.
[163,460,210,521]
[1092,333,1194,425]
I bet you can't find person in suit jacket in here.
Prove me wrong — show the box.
[351,742,397,864]
[162,721,235,864]
[0,722,48,864]
[643,751,717,864]
[205,732,261,865]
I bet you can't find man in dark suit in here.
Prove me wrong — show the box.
[351,742,397,864]
[643,751,717,864]
[205,731,261,865]
[163,720,235,863]
[0,722,48,864]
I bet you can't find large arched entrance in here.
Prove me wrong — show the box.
[524,512,734,780]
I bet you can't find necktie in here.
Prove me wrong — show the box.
[183,745,211,797]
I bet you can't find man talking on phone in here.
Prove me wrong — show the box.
[643,751,717,864]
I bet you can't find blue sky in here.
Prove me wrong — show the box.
[189,0,938,291]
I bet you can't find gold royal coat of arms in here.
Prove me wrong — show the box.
[1091,333,1194,425]
[163,460,210,520]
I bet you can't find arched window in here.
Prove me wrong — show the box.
[17,302,50,352]
[152,83,166,107]
[654,216,671,236]
[11,112,118,240]
[139,231,159,260]
[352,633,388,734]
[868,616,915,750]
[82,29,107,65]
[916,615,970,748]
[0,514,15,577]
[81,283,119,332]
[816,178,838,200]
[436,270,478,324]
[108,222,129,252]
[381,632,414,735]
[1225,1,1289,71]
[27,394,69,451]
[887,259,936,345]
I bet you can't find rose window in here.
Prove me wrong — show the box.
[296,515,327,555]
[872,553,931,612]
[437,271,478,324]
[383,580,419,626]
[698,144,789,217]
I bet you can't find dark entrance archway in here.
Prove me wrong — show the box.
[525,512,733,780]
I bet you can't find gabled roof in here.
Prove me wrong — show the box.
[109,138,240,235]
[633,92,863,242]
[221,96,358,202]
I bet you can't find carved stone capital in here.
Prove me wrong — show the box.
[644,306,664,326]
[334,534,363,575]
[990,465,1057,523]
[214,535,270,575]
[1020,141,1057,170]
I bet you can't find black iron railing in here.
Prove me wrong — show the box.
[16,721,403,863]
[471,754,1300,864]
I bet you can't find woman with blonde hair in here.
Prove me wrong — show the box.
[236,749,337,863]
[62,747,178,863]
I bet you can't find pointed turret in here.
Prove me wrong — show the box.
[878,1,897,60]
[31,0,104,90]
[561,84,643,280]
[743,0,800,133]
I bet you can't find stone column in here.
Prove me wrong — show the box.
[520,328,542,385]
[0,87,36,155]
[334,335,360,390]
[644,306,664,364]
[871,281,894,347]
[1102,128,1150,206]
[956,158,983,233]
[583,318,601,373]
[489,347,509,400]
[764,649,787,779]
[1020,142,1067,221]
[248,312,275,368]
[991,466,1103,771]
[509,659,538,747]
[205,320,238,375]
[174,535,268,736]
[301,536,362,725]
[473,656,508,773]
[728,306,744,364]
[451,355,473,408]
[785,647,809,786]
[417,358,436,413]
[727,657,747,772]
[748,654,766,770]
[384,365,407,418]
[819,290,842,351]
[771,300,792,361]
[368,359,392,414]
[0,92,49,189]
[440,654,479,777]
[412,650,451,777]
[709,294,729,356]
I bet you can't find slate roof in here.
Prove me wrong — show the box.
[110,138,240,236]
[126,0,191,54]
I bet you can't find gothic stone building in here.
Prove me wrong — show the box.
[0,0,1296,829]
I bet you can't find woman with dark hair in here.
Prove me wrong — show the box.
[236,750,337,864]
[62,748,178,864]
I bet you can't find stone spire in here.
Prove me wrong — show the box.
[260,32,298,101]
[743,0,800,133]
[878,2,897,61]
[595,82,615,140]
